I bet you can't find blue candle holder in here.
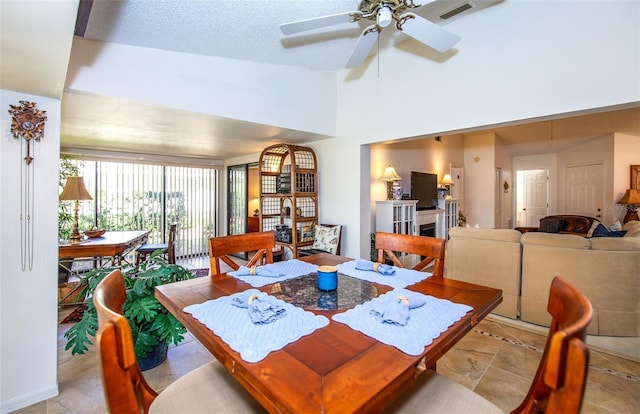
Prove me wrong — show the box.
[316,265,338,291]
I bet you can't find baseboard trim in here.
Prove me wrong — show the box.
[0,384,58,414]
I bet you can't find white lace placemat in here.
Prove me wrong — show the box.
[337,260,432,288]
[228,259,318,287]
[184,289,329,363]
[332,288,472,355]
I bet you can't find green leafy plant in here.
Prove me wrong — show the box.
[64,251,195,360]
[59,157,81,240]
[458,210,467,227]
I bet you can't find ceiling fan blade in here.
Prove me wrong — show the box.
[345,25,380,69]
[397,12,461,53]
[280,11,363,35]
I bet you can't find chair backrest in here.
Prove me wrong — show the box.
[513,276,593,414]
[375,232,445,278]
[167,223,177,264]
[208,231,275,277]
[94,269,158,414]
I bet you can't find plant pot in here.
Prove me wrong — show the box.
[138,341,168,371]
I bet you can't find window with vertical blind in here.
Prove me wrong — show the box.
[65,159,218,259]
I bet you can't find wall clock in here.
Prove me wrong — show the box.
[8,100,47,271]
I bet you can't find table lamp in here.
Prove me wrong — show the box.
[59,176,93,243]
[379,165,402,200]
[440,174,455,199]
[617,188,640,224]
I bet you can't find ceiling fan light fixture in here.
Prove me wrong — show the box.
[377,6,393,27]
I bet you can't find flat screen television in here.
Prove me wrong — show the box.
[411,171,438,210]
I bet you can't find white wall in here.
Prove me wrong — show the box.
[370,135,465,230]
[614,133,640,219]
[495,136,513,229]
[1,90,60,412]
[462,133,496,228]
[67,38,337,136]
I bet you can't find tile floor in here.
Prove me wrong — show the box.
[15,257,640,413]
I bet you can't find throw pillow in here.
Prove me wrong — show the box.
[312,225,341,255]
[539,218,565,233]
[589,222,627,238]
[586,220,601,237]
[608,220,623,231]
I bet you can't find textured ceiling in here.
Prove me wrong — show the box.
[81,0,501,71]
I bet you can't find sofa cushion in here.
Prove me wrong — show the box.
[521,232,591,249]
[448,227,522,243]
[588,222,627,238]
[590,237,640,251]
[623,221,640,237]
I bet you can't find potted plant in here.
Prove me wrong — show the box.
[59,157,81,241]
[64,251,195,370]
[58,157,81,284]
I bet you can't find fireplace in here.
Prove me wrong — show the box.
[419,222,436,238]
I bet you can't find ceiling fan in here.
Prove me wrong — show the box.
[280,0,462,68]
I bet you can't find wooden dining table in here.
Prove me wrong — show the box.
[155,253,502,413]
[58,230,150,264]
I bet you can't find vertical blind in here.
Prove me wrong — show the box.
[71,159,218,258]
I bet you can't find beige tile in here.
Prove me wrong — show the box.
[10,401,46,414]
[491,341,541,382]
[449,328,505,365]
[437,348,491,389]
[589,348,640,379]
[146,339,214,392]
[473,365,530,412]
[581,399,621,414]
[583,365,640,413]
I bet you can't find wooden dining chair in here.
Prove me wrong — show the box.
[93,269,264,414]
[208,231,275,276]
[136,223,177,264]
[375,232,446,278]
[384,276,593,414]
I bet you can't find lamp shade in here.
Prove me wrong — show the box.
[617,189,640,205]
[379,165,402,182]
[59,176,93,201]
[440,174,454,185]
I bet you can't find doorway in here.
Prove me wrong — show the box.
[565,163,604,220]
[516,169,549,227]
[227,163,259,236]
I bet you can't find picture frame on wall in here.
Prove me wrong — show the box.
[632,165,640,190]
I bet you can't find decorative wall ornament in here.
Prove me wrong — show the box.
[9,100,47,164]
[8,101,47,271]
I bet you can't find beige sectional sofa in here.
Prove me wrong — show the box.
[444,221,640,336]
[444,227,522,319]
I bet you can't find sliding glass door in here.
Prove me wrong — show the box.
[63,158,218,259]
[227,164,248,235]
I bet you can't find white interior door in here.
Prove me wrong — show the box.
[566,163,604,220]
[518,169,549,227]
